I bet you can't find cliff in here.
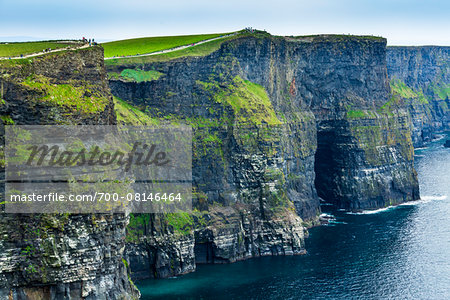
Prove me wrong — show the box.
[106,33,419,279]
[0,34,430,292]
[0,47,139,299]
[387,46,450,146]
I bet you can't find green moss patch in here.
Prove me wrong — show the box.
[390,79,418,99]
[0,115,14,124]
[198,76,282,125]
[166,212,194,235]
[126,214,150,243]
[21,75,108,114]
[114,96,160,125]
[109,69,163,82]
[347,109,367,119]
[432,83,450,100]
[377,95,403,116]
[390,78,429,104]
[346,109,378,119]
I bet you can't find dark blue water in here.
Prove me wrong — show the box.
[137,133,450,299]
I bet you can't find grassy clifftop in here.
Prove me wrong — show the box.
[102,32,233,58]
[0,41,80,57]
[290,34,385,42]
[0,46,115,125]
[104,31,386,67]
[104,34,244,66]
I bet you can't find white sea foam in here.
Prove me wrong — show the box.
[433,135,445,142]
[328,220,348,225]
[419,195,448,201]
[319,213,335,218]
[345,196,447,215]
[346,206,395,215]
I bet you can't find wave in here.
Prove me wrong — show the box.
[419,195,448,201]
[319,213,347,226]
[328,220,348,225]
[346,196,447,215]
[346,206,395,215]
[433,134,445,142]
[319,213,335,219]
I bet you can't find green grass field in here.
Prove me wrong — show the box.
[390,79,419,98]
[102,32,233,58]
[108,69,164,82]
[114,97,160,125]
[104,33,248,66]
[0,41,77,57]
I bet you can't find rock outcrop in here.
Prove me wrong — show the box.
[106,33,420,279]
[0,47,139,299]
[387,46,450,146]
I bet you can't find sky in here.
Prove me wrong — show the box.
[0,0,449,45]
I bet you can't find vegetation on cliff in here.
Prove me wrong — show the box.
[114,96,160,125]
[197,75,282,125]
[390,78,429,103]
[21,74,109,114]
[0,41,77,57]
[102,32,231,58]
[104,31,262,66]
[108,68,163,82]
[386,46,450,146]
[293,34,384,42]
[431,83,450,100]
[105,32,423,280]
[0,46,139,299]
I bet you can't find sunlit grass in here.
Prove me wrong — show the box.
[0,41,76,57]
[102,32,233,58]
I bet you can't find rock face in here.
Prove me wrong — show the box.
[0,47,139,299]
[444,140,450,148]
[106,33,419,279]
[387,46,450,147]
[0,35,427,293]
[289,36,419,209]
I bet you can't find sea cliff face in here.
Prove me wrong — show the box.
[106,33,419,279]
[110,35,317,279]
[387,46,450,146]
[0,35,430,293]
[0,47,139,299]
[287,36,418,210]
